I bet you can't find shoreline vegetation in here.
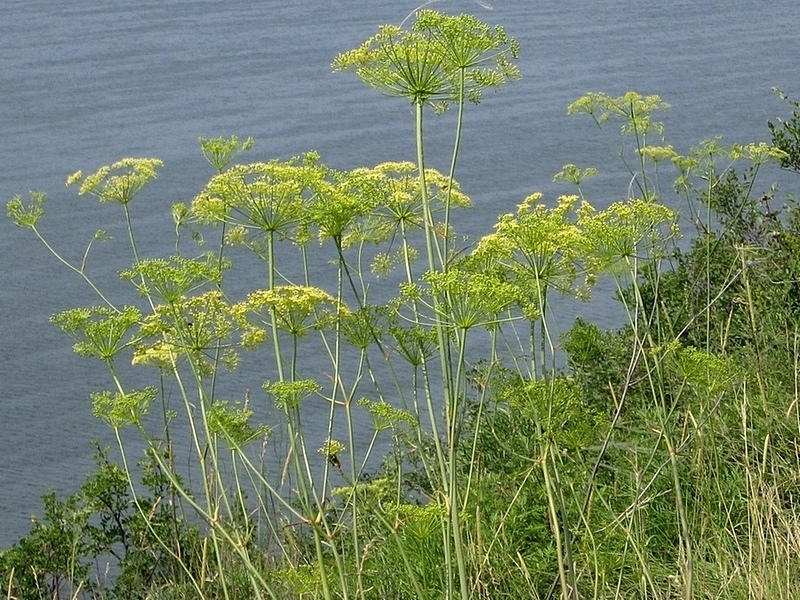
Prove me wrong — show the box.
[4,10,800,599]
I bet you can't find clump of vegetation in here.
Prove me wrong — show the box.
[5,9,800,600]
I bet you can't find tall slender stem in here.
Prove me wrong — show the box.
[414,98,469,600]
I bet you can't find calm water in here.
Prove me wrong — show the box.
[1,0,797,547]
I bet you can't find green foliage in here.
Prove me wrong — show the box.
[0,445,204,600]
[557,93,800,599]
[0,490,91,599]
[637,157,800,358]
[768,88,800,172]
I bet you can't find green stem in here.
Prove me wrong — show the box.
[542,444,573,600]
[414,97,469,600]
[443,68,467,265]
[267,230,285,382]
[30,226,118,310]
[122,204,141,265]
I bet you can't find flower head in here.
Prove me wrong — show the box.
[70,158,163,205]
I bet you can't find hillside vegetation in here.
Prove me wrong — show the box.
[4,10,800,600]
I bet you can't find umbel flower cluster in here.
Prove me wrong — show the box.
[333,10,521,109]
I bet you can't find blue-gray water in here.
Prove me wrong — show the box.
[1,0,797,547]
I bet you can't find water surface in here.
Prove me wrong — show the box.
[1,0,797,546]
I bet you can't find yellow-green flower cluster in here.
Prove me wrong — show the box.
[578,198,677,274]
[50,306,141,362]
[199,135,254,173]
[422,265,520,330]
[413,10,520,105]
[191,155,324,239]
[264,379,322,410]
[338,305,387,350]
[475,194,590,313]
[233,286,344,338]
[568,91,670,136]
[7,191,47,229]
[134,291,237,375]
[91,387,157,428]
[386,324,437,367]
[317,438,346,459]
[384,501,446,540]
[120,254,228,303]
[358,397,418,431]
[68,158,163,205]
[333,10,519,108]
[333,23,452,105]
[657,341,736,398]
[207,400,270,448]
